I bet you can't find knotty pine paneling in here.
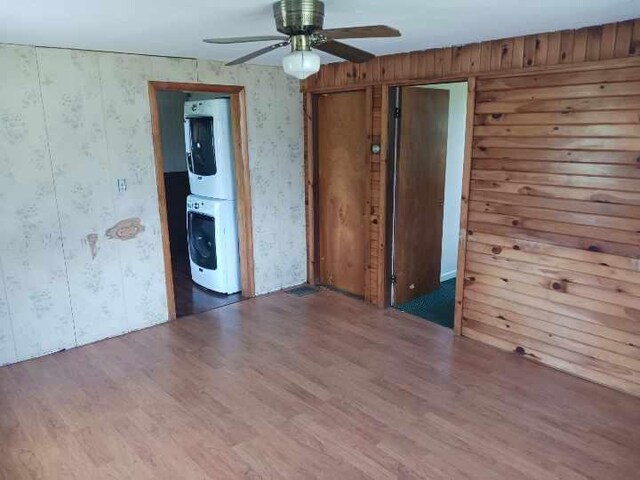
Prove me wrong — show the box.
[303,19,640,91]
[304,18,640,311]
[464,66,640,397]
[304,18,640,395]
[367,85,385,306]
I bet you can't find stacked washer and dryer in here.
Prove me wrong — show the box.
[184,99,241,294]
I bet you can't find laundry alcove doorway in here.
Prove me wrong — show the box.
[149,82,255,320]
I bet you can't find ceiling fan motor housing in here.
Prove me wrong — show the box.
[273,0,325,35]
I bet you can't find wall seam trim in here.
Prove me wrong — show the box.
[96,52,131,334]
[34,46,78,346]
[0,256,18,362]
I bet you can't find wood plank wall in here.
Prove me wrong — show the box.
[303,18,640,396]
[304,19,640,309]
[464,67,640,397]
[368,85,385,306]
[303,19,640,91]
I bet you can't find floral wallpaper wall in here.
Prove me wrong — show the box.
[0,45,76,364]
[0,44,306,365]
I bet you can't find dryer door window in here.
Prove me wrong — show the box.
[187,116,217,177]
[188,212,217,270]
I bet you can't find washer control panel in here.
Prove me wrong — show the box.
[187,194,219,217]
[187,196,205,210]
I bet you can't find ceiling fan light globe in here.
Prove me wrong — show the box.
[282,50,320,79]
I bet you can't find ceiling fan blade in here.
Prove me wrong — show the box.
[314,40,374,63]
[225,41,290,66]
[204,35,288,44]
[318,25,401,40]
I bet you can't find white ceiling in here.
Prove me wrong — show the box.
[1,0,639,66]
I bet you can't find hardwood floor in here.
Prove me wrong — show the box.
[1,290,639,479]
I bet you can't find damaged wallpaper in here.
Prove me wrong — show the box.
[0,44,306,364]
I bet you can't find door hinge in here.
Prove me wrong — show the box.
[393,107,401,119]
[390,274,397,284]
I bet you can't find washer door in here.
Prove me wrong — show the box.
[187,116,217,177]
[188,211,217,270]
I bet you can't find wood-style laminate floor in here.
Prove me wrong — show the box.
[1,290,639,479]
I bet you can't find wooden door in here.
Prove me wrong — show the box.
[393,87,449,305]
[317,90,369,296]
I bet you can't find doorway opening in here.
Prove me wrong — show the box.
[149,82,255,320]
[388,81,468,329]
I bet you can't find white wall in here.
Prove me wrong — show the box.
[0,44,306,365]
[157,91,188,173]
[424,82,468,282]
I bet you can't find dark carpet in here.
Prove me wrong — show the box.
[395,278,456,328]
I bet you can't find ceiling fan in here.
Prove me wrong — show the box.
[203,0,401,79]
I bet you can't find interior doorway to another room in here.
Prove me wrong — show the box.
[150,83,255,319]
[389,81,468,329]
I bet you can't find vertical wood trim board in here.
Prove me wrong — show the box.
[148,83,177,321]
[463,66,640,397]
[363,87,374,302]
[377,86,391,307]
[453,77,477,335]
[230,90,256,297]
[302,19,640,92]
[303,93,317,284]
[368,85,385,305]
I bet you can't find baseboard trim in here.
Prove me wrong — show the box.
[440,270,456,282]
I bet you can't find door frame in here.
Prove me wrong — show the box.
[382,79,475,334]
[148,81,255,321]
[388,85,451,307]
[304,86,374,294]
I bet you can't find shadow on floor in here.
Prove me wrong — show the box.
[172,253,244,318]
[395,278,456,328]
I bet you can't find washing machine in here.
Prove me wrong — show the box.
[184,98,236,200]
[186,194,241,294]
